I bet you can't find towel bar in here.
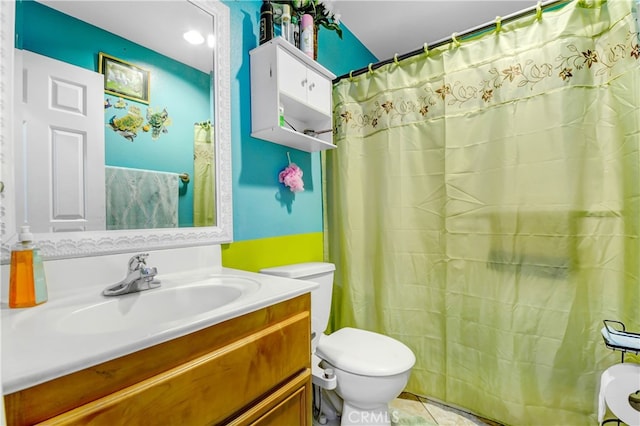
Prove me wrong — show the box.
[179,173,190,184]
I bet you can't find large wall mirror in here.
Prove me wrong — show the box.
[0,0,232,262]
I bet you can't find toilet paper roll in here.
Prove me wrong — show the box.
[598,368,616,423]
[604,363,640,426]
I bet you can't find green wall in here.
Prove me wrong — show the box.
[222,232,324,272]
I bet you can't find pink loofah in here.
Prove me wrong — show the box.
[279,163,304,192]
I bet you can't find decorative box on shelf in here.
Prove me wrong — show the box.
[250,37,336,153]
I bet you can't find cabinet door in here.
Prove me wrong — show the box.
[277,48,308,105]
[305,67,331,115]
[227,371,311,426]
[251,382,309,426]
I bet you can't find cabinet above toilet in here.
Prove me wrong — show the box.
[250,38,337,153]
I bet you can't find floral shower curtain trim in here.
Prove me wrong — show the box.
[333,2,640,141]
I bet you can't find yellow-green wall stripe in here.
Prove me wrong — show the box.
[221,232,324,272]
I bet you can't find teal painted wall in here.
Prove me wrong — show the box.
[16,0,212,227]
[223,0,376,241]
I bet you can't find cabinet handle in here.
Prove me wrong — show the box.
[308,82,315,91]
[301,78,307,87]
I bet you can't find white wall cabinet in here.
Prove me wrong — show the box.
[250,37,336,152]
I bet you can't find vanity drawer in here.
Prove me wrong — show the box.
[39,312,310,425]
[4,294,311,426]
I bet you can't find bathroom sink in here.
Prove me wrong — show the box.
[55,276,261,335]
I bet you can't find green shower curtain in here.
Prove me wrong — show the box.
[194,121,215,227]
[325,1,640,424]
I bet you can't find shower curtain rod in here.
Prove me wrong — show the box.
[334,0,571,83]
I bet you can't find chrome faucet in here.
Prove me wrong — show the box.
[103,253,161,296]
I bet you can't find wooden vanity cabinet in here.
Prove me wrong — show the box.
[4,294,312,425]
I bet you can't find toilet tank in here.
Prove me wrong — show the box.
[259,262,336,349]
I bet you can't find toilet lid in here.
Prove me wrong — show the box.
[316,327,416,377]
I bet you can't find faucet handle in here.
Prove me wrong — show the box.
[128,253,150,272]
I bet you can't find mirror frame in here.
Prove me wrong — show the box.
[0,0,232,262]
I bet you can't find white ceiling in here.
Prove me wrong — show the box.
[336,0,550,61]
[39,0,551,73]
[38,0,215,73]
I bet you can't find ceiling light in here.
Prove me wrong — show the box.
[183,30,204,45]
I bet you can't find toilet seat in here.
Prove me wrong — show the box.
[316,327,416,377]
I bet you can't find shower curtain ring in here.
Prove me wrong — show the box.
[349,70,354,81]
[495,16,502,33]
[368,63,374,74]
[394,54,399,65]
[423,43,429,55]
[451,33,460,47]
[536,1,543,20]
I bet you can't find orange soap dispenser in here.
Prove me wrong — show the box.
[9,225,48,308]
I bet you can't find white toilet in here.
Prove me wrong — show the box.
[260,262,416,426]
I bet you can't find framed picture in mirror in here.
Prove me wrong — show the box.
[99,52,150,104]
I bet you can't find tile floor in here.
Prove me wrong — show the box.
[314,391,504,425]
[389,392,504,426]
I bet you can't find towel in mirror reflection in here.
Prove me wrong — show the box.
[105,166,179,230]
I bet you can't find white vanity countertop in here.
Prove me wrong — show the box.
[1,267,317,394]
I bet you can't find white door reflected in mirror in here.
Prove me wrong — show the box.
[18,50,106,233]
